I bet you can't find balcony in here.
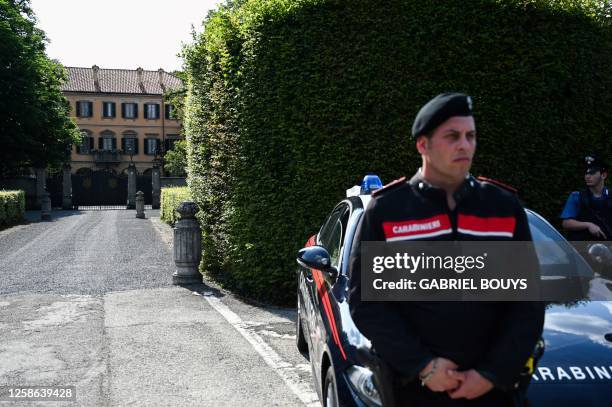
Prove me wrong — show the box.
[93,149,122,164]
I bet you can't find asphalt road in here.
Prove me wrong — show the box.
[0,210,318,406]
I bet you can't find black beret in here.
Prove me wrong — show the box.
[411,92,473,138]
[585,155,608,174]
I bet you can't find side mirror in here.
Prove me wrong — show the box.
[297,245,338,279]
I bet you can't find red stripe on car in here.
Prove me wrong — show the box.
[313,269,347,360]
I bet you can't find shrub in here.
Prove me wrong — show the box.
[0,190,25,227]
[160,187,192,225]
[184,0,612,304]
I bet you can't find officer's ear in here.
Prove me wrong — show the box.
[416,135,429,155]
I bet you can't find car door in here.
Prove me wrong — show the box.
[309,204,349,377]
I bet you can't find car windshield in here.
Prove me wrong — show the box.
[527,211,612,302]
[528,212,582,274]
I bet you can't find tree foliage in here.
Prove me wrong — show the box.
[164,140,188,177]
[0,0,79,176]
[184,0,612,304]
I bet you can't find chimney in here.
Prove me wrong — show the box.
[158,68,166,92]
[136,67,145,93]
[92,65,100,92]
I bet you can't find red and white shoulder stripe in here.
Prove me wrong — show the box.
[457,214,516,238]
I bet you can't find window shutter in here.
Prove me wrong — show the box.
[155,104,160,119]
[144,104,148,119]
[88,102,93,117]
[112,138,117,150]
[134,104,138,118]
[121,138,126,152]
[121,103,126,118]
[155,139,160,154]
[134,138,139,154]
[111,103,116,117]
[164,104,169,119]
[98,137,103,149]
[89,137,94,151]
[164,139,170,152]
[76,102,81,117]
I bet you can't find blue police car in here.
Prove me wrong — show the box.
[296,175,612,407]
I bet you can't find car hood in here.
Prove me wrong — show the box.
[528,300,612,405]
[538,300,612,377]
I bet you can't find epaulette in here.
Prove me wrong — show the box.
[476,176,517,194]
[372,176,406,196]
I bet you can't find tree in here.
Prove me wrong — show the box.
[0,0,80,177]
[164,140,187,177]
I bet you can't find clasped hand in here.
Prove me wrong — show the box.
[420,358,493,399]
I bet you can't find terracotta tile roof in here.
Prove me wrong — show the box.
[63,67,96,92]
[61,66,183,94]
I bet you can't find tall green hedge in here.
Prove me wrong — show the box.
[160,187,192,225]
[0,190,25,227]
[184,0,612,304]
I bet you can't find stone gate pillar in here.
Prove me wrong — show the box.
[127,164,136,209]
[35,167,46,209]
[152,165,161,209]
[62,164,72,210]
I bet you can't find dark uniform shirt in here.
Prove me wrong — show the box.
[560,187,612,241]
[348,171,545,403]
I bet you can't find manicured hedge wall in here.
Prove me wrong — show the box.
[184,0,612,304]
[160,187,192,225]
[0,190,25,227]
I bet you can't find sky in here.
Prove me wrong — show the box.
[29,0,222,72]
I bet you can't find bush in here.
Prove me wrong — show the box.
[161,187,192,225]
[184,0,612,305]
[0,190,25,227]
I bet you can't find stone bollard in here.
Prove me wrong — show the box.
[41,192,52,221]
[135,191,145,219]
[172,201,202,285]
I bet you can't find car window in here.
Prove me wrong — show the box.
[527,211,593,279]
[319,204,349,268]
[528,213,571,266]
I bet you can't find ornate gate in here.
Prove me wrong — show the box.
[72,170,127,209]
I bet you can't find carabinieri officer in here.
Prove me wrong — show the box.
[561,155,612,241]
[348,93,545,406]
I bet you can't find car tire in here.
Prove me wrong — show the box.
[296,296,309,354]
[323,366,339,407]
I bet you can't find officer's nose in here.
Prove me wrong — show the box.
[457,134,472,150]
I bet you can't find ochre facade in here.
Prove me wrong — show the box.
[61,66,183,176]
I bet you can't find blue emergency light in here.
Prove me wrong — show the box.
[360,174,383,195]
